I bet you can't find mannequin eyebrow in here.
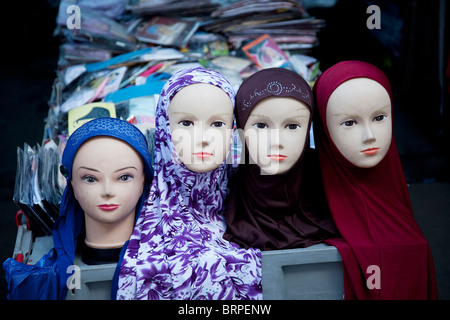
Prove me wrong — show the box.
[329,112,354,118]
[374,104,391,113]
[114,166,138,172]
[248,114,308,120]
[248,114,270,120]
[170,111,195,116]
[77,166,99,172]
[76,166,137,173]
[209,113,232,119]
[330,104,390,117]
[170,111,231,119]
[288,114,309,119]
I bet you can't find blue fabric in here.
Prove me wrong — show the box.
[3,117,153,299]
[3,249,62,300]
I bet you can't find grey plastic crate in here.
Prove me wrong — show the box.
[66,255,116,300]
[12,225,33,263]
[12,226,115,300]
[261,243,344,300]
[13,226,344,300]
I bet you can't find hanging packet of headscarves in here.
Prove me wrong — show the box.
[12,143,58,236]
[39,140,63,215]
[13,144,48,236]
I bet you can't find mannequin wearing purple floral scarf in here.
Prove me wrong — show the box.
[116,67,262,300]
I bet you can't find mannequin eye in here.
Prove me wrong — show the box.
[253,122,268,129]
[211,121,226,128]
[285,124,301,130]
[179,120,193,127]
[82,175,97,183]
[118,174,134,182]
[341,120,356,127]
[374,115,387,122]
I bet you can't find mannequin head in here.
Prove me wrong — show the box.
[235,68,313,175]
[168,83,234,173]
[325,78,392,168]
[55,117,151,268]
[243,96,310,175]
[71,136,145,248]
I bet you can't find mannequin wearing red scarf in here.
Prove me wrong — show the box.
[313,60,438,299]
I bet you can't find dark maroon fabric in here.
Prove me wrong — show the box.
[235,67,314,129]
[313,60,438,299]
[224,68,338,251]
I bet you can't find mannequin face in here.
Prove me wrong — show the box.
[243,96,311,175]
[168,83,234,173]
[71,136,145,225]
[326,78,392,168]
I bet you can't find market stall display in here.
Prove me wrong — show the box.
[6,0,344,301]
[14,0,324,236]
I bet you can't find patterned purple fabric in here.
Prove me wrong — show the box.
[117,67,263,300]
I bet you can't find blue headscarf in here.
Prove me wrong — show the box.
[3,117,153,299]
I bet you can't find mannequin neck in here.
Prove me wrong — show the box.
[83,211,135,249]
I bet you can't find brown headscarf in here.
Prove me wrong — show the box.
[223,68,338,251]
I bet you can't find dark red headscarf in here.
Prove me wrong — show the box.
[224,68,338,251]
[313,60,438,299]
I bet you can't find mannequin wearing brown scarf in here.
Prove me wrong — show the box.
[224,68,338,250]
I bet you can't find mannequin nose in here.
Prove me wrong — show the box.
[269,129,284,150]
[101,182,114,199]
[194,122,216,147]
[362,124,376,143]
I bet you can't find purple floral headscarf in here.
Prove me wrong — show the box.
[117,67,262,300]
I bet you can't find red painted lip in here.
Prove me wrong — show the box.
[193,152,213,159]
[361,148,380,155]
[98,204,119,211]
[268,154,287,161]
